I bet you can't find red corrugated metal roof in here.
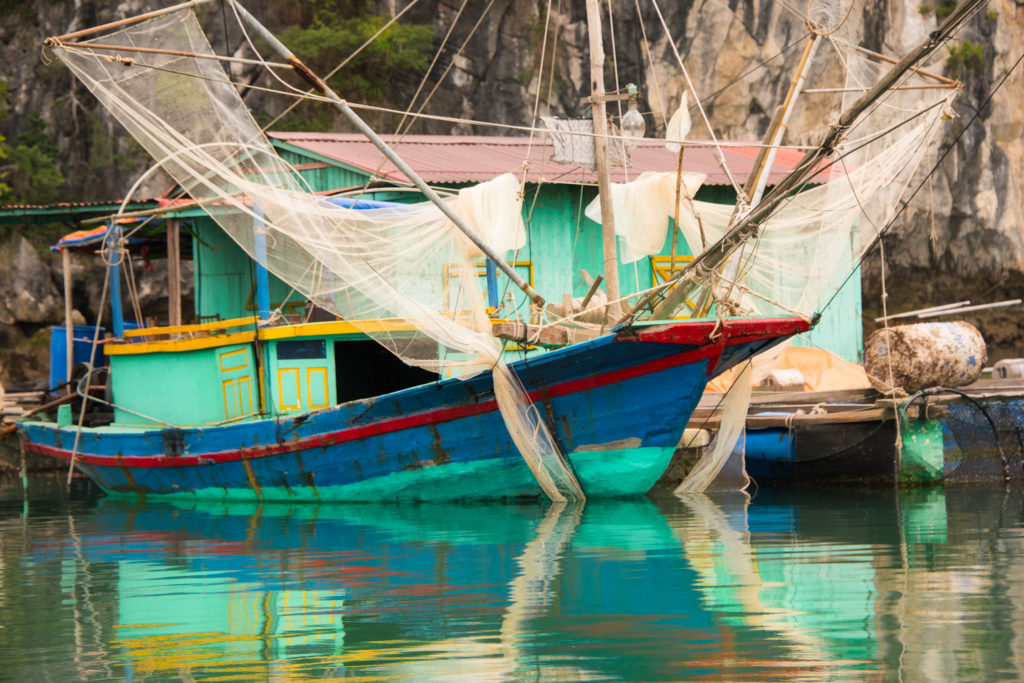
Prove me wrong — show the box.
[268,132,823,187]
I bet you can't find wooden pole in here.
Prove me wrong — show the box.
[229,0,546,308]
[48,0,215,43]
[691,34,819,318]
[584,0,621,318]
[167,218,182,327]
[625,0,988,327]
[62,248,74,394]
[670,147,686,274]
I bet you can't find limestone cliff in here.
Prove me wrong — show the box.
[1,0,1022,377]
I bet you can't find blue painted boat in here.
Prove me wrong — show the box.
[20,317,808,501]
[716,383,1024,486]
[17,3,818,502]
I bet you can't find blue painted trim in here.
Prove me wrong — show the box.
[253,207,271,322]
[485,259,499,309]
[107,224,125,338]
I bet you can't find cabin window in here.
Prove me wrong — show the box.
[334,340,438,403]
[277,340,326,360]
[649,254,694,287]
[441,261,534,312]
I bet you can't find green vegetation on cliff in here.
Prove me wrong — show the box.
[274,0,434,131]
[945,41,986,78]
[0,81,65,206]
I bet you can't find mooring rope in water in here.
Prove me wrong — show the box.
[67,268,109,491]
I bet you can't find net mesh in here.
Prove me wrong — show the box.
[54,9,583,501]
[665,37,951,493]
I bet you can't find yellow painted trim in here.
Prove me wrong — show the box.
[650,254,695,287]
[221,378,235,420]
[258,319,416,339]
[218,347,249,373]
[107,319,417,356]
[238,376,254,415]
[306,367,329,409]
[106,332,256,355]
[257,353,267,414]
[123,316,257,339]
[278,368,301,411]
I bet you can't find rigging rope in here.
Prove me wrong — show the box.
[815,46,1024,319]
[648,0,746,198]
[261,0,426,131]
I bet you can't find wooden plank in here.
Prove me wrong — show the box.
[122,315,258,338]
[690,407,888,430]
[697,387,877,409]
[5,391,47,400]
[167,217,181,327]
[492,322,600,348]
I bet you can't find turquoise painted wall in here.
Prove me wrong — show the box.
[193,217,307,322]
[217,146,865,362]
[110,342,258,426]
[794,265,863,362]
[276,145,376,195]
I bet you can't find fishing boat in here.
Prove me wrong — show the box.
[20,315,805,500]
[687,366,1024,487]
[16,0,983,501]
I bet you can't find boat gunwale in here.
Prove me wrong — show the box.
[21,316,809,468]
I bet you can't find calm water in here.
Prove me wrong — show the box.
[1,476,1023,681]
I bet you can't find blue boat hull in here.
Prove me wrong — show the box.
[743,395,1024,486]
[21,319,807,501]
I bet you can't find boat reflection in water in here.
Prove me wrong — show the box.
[3,482,1024,680]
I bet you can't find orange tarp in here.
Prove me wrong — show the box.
[706,345,872,393]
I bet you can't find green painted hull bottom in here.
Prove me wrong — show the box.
[98,447,676,502]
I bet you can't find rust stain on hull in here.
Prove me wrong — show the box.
[241,457,263,499]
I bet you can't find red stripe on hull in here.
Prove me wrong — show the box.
[25,318,803,468]
[628,317,811,346]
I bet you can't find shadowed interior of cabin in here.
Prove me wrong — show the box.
[335,340,438,403]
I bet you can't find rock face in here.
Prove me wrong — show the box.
[0,236,62,324]
[0,234,194,389]
[1,0,1022,351]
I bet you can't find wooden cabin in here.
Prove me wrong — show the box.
[0,134,862,428]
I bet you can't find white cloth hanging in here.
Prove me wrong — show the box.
[584,171,706,263]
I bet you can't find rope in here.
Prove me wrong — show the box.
[347,0,501,201]
[816,47,1024,319]
[632,0,667,130]
[67,267,109,491]
[909,387,1012,482]
[74,371,176,427]
[604,0,631,183]
[392,0,471,135]
[876,239,904,472]
[648,0,745,198]
[59,35,821,152]
[261,0,426,131]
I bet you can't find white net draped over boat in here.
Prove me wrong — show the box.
[52,9,584,501]
[666,41,951,493]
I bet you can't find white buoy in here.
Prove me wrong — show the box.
[864,321,987,393]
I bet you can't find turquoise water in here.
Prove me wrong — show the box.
[1,476,1023,681]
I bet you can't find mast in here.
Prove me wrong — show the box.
[690,33,821,317]
[584,0,621,317]
[627,0,988,326]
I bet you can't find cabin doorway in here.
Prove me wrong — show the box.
[334,341,438,403]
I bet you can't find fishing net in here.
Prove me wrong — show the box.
[51,8,584,502]
[665,37,952,493]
